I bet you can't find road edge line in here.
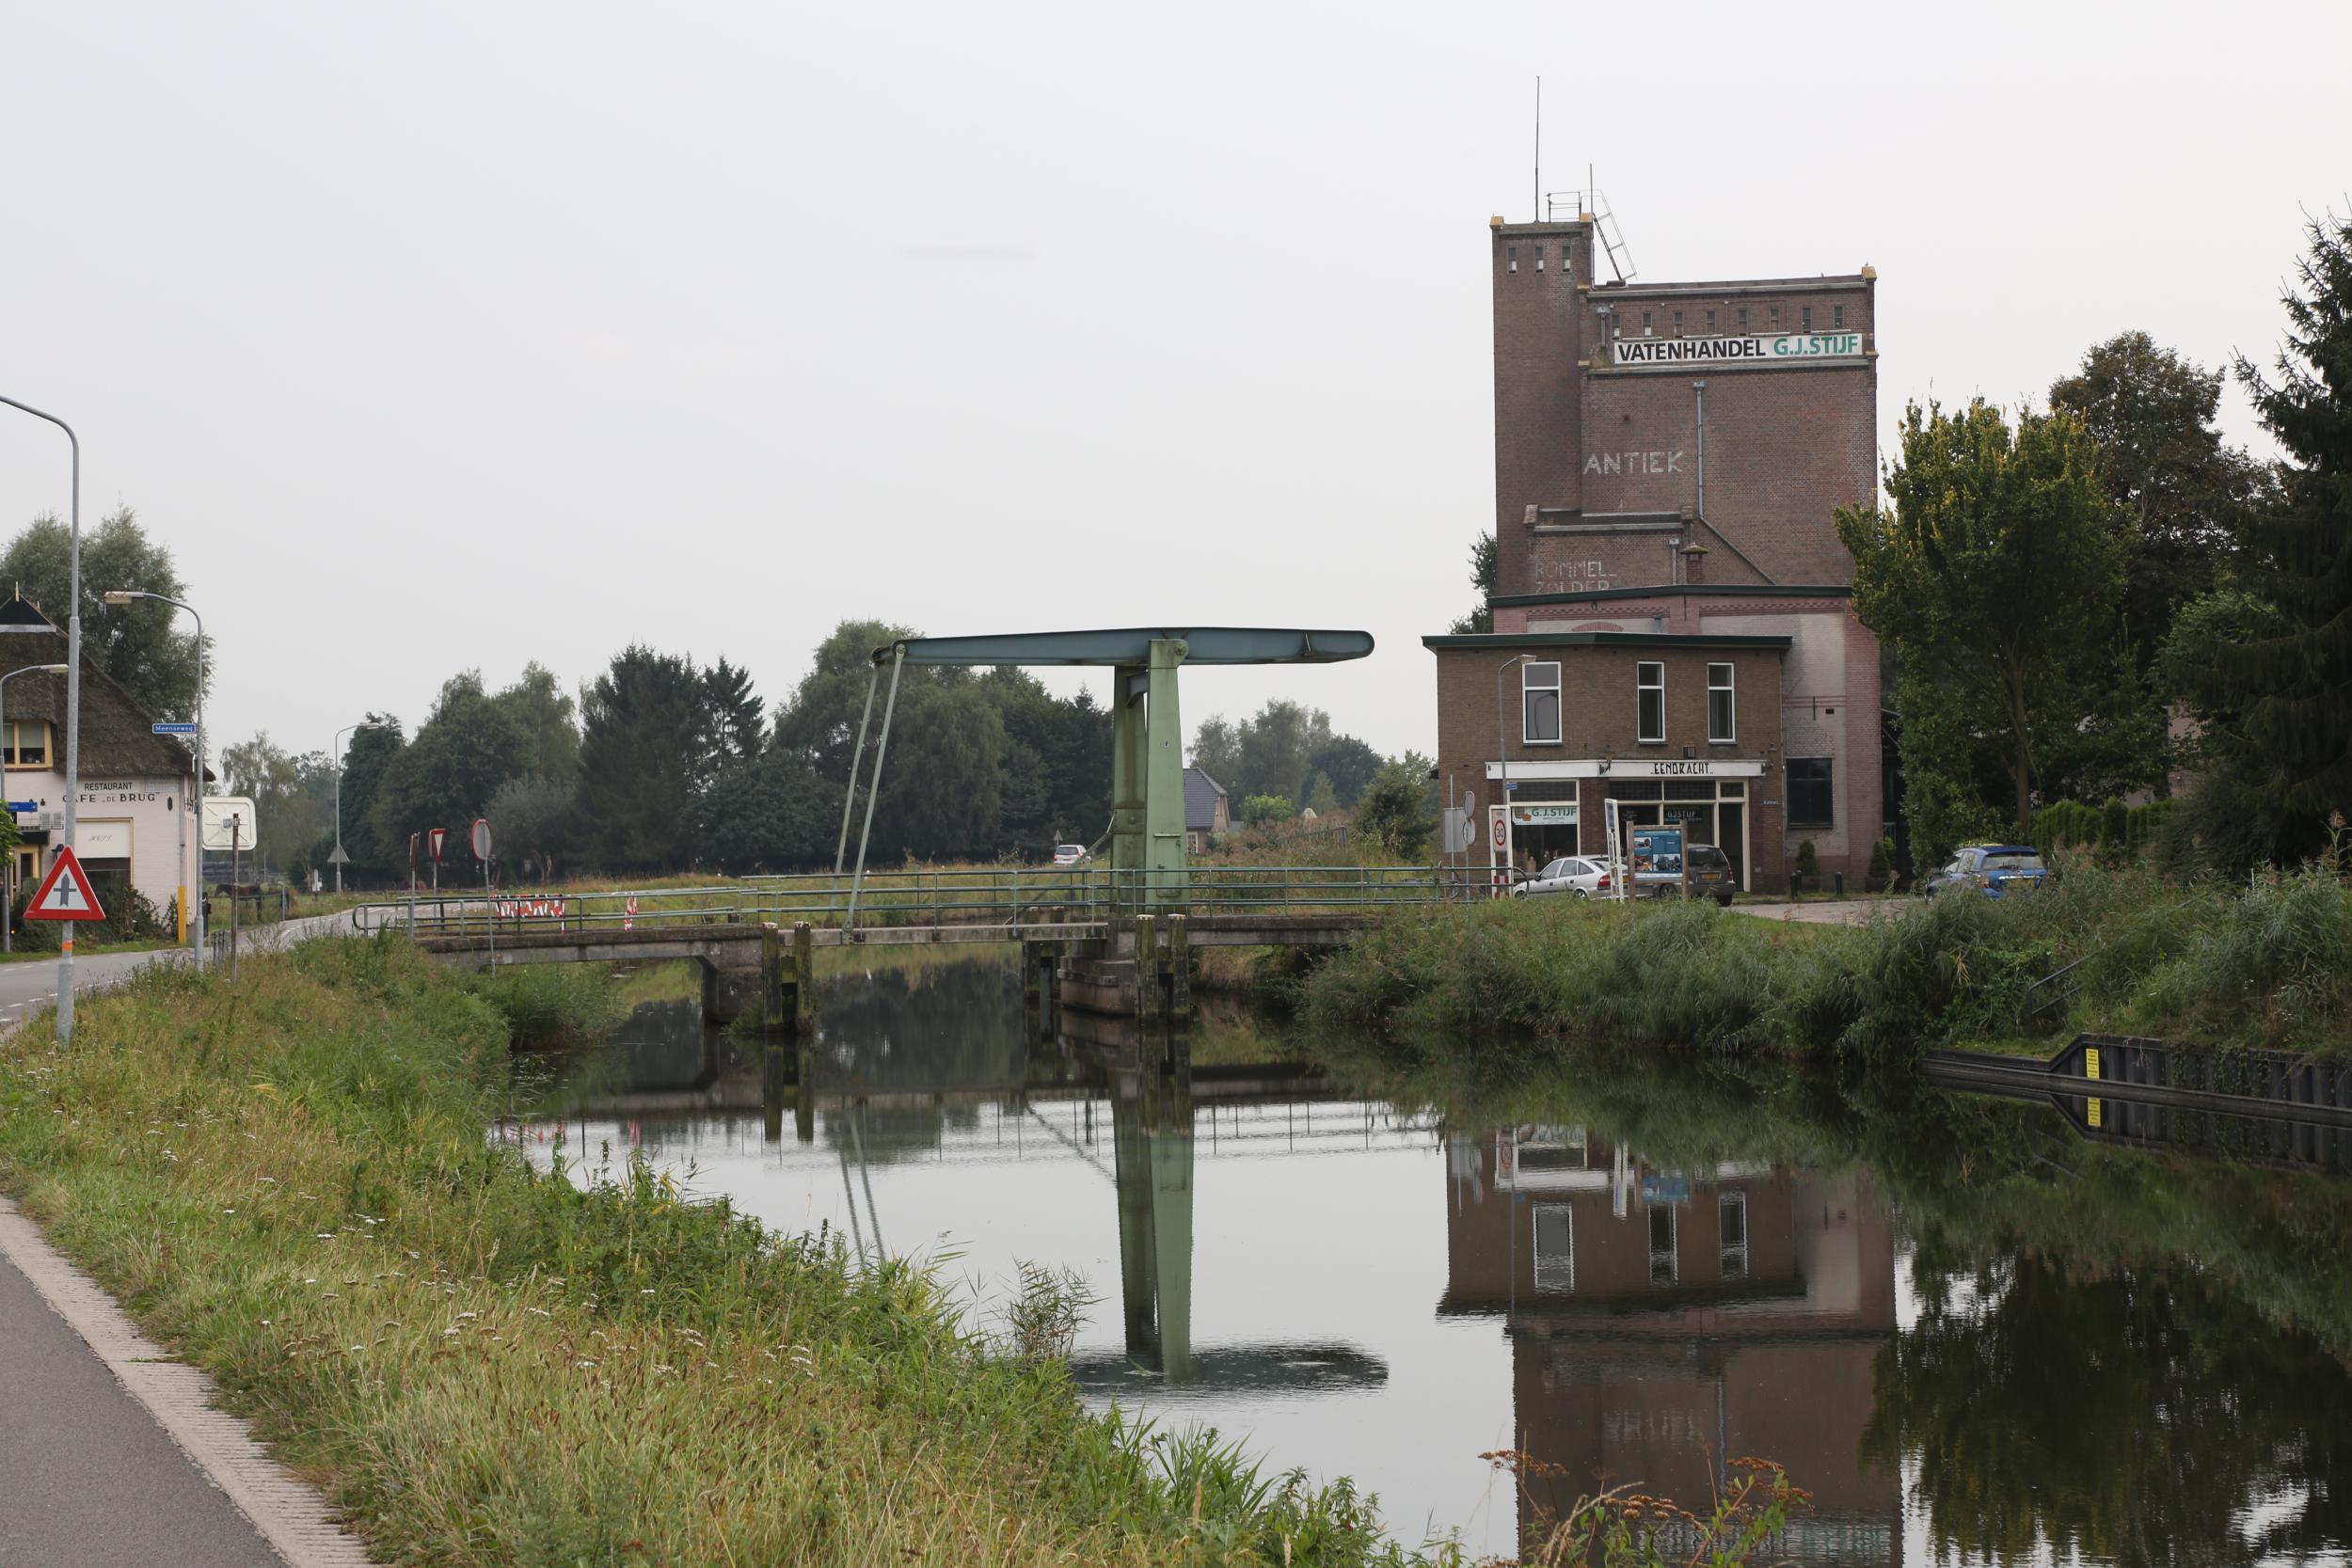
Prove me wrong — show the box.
[0,1195,381,1568]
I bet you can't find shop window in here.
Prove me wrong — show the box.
[1708,663,1735,743]
[1636,662,1665,744]
[1534,1205,1575,1292]
[1648,1204,1678,1284]
[1788,757,1835,826]
[1719,1191,1749,1281]
[1523,661,1562,745]
[5,721,48,767]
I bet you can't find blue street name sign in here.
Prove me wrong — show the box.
[151,722,199,736]
[8,801,34,815]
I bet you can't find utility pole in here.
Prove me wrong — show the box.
[0,393,85,1040]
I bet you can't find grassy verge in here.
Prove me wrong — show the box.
[1300,855,2352,1061]
[0,937,1432,1568]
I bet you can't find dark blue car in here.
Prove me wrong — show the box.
[1922,844,2052,899]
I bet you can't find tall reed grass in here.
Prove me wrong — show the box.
[1303,853,2352,1062]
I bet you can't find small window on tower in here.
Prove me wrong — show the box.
[1642,310,1653,336]
[1737,307,1748,331]
[1770,306,1781,330]
[1534,245,1545,271]
[1707,309,1717,333]
[1508,246,1518,274]
[1835,304,1846,328]
[1673,309,1683,336]
[1802,306,1814,331]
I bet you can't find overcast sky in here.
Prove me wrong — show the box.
[2,1,2344,767]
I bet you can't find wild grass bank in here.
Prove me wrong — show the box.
[0,938,1435,1568]
[1300,856,2352,1062]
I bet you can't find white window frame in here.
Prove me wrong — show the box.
[1648,1203,1678,1285]
[1533,1204,1575,1293]
[1719,1191,1749,1281]
[1636,662,1665,745]
[1708,663,1736,744]
[1522,661,1562,746]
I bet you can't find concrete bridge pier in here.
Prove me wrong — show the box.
[1055,915,1193,1024]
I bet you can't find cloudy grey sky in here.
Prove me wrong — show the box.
[2,1,2344,764]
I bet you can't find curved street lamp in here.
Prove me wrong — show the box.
[0,663,71,953]
[1,392,87,1040]
[102,589,205,969]
[331,721,381,894]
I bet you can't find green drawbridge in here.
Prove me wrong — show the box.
[835,627,1374,921]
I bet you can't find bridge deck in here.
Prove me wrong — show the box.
[410,911,1391,957]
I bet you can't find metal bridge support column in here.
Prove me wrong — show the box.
[1144,638,1187,909]
[1110,664,1147,910]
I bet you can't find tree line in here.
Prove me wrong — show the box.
[1836,214,2352,871]
[216,619,1418,885]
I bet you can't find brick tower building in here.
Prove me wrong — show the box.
[1427,209,1884,893]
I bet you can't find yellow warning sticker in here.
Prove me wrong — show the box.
[2088,1097,2103,1128]
[2085,1047,2102,1081]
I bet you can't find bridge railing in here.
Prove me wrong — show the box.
[355,864,1474,938]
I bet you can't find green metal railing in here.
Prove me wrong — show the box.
[354,864,1475,940]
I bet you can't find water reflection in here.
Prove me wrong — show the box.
[516,959,2352,1564]
[1441,1130,1899,1563]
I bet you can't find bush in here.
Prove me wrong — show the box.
[1793,838,1820,886]
[1241,794,1295,827]
[1867,837,1894,893]
[1352,760,1436,861]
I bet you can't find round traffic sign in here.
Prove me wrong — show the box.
[471,818,493,861]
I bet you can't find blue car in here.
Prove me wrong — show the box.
[1922,844,2052,899]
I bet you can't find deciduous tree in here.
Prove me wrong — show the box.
[1836,399,2144,851]
[0,507,204,718]
[2051,332,2276,675]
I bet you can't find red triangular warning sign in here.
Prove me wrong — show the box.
[25,845,107,923]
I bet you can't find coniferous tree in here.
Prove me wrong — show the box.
[2168,215,2352,865]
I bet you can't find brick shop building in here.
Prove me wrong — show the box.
[1432,209,1885,892]
[1425,632,1789,888]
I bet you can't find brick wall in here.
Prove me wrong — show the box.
[1432,640,1788,888]
[1492,222,1594,599]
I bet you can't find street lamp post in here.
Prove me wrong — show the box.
[101,590,204,970]
[0,393,86,1041]
[331,721,380,894]
[1494,652,1527,898]
[0,663,71,953]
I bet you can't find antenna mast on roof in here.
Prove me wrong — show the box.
[1532,77,1541,224]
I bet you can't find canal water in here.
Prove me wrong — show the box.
[515,956,2352,1564]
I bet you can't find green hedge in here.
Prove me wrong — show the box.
[2032,797,2176,858]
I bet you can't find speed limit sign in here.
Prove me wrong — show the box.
[1490,810,1508,850]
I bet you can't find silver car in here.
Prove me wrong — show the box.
[1512,855,1614,899]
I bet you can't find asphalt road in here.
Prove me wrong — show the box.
[0,1234,287,1566]
[0,912,356,1034]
